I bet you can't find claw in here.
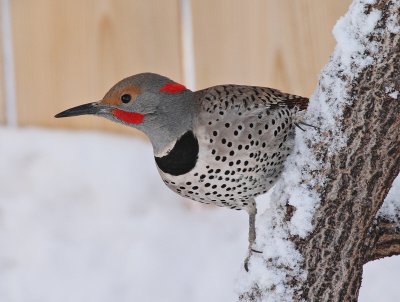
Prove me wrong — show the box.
[244,248,263,272]
[294,122,306,131]
[295,121,319,131]
[244,258,249,272]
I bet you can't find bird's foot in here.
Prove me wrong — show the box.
[244,247,263,272]
[244,252,251,272]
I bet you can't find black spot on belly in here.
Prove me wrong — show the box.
[155,130,199,176]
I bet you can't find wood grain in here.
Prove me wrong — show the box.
[10,0,352,131]
[10,0,182,134]
[0,19,5,125]
[191,0,351,97]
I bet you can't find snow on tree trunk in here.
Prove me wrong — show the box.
[237,0,400,301]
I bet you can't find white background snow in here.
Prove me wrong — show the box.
[0,127,398,302]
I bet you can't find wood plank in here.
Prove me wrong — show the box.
[11,0,182,134]
[192,0,351,97]
[0,15,5,125]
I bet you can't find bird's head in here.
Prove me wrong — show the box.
[55,73,196,153]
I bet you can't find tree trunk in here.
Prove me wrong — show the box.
[238,0,400,301]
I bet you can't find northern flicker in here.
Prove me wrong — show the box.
[55,73,308,271]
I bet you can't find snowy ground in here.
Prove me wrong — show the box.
[0,127,398,302]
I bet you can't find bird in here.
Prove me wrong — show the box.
[55,72,309,271]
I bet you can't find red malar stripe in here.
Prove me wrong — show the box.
[112,109,144,124]
[159,82,187,93]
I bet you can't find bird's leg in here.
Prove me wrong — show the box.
[244,200,261,272]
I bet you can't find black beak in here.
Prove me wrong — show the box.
[55,102,106,118]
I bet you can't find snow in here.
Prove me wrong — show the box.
[378,175,400,222]
[0,127,397,301]
[385,87,400,100]
[332,2,381,69]
[237,0,399,300]
[388,91,399,99]
[361,257,400,302]
[0,127,248,302]
[0,127,398,301]
[387,11,400,33]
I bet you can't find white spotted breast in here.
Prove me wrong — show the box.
[156,85,308,210]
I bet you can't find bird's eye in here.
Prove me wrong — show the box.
[121,94,132,103]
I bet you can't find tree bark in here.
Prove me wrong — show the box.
[238,0,400,301]
[366,217,400,262]
[366,176,400,262]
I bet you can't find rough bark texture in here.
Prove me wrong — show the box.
[239,0,400,301]
[366,217,400,262]
[367,176,400,261]
[296,4,400,299]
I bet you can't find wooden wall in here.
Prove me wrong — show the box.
[0,0,351,133]
[192,0,351,95]
[0,19,5,125]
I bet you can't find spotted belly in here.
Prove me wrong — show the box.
[155,111,295,210]
[159,157,278,210]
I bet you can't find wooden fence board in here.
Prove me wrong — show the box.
[191,0,351,97]
[11,0,182,133]
[9,0,352,131]
[0,20,5,125]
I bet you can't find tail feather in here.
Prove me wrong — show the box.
[284,96,309,111]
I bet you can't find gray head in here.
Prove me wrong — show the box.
[55,73,197,154]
